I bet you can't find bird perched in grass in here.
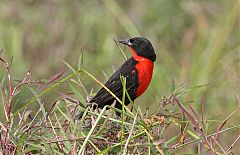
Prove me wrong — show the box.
[89,37,156,112]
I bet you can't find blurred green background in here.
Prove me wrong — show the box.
[0,0,239,123]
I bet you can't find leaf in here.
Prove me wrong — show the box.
[68,82,87,107]
[26,146,41,154]
[42,140,54,154]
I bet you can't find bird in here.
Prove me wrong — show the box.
[89,37,156,112]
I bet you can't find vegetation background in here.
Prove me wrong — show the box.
[0,0,239,154]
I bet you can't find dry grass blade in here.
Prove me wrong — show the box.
[213,109,238,147]
[224,134,240,154]
[38,70,66,90]
[59,92,80,105]
[0,57,6,64]
[123,112,138,155]
[172,95,215,153]
[79,106,107,154]
[172,95,200,131]
[188,105,203,132]
[113,38,128,61]
[12,67,32,96]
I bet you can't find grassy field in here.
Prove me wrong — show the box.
[0,0,239,154]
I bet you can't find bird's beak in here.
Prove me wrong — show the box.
[118,39,132,46]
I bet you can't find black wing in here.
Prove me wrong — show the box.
[90,58,139,109]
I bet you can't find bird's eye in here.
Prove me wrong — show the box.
[129,38,134,43]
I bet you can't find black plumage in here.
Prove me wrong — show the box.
[89,57,139,110]
[88,37,156,111]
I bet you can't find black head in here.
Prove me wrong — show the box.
[118,37,156,62]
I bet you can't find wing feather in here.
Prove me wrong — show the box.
[90,58,138,108]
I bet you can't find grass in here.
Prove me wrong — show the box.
[0,47,239,154]
[0,0,240,154]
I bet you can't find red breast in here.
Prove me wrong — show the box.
[130,47,154,97]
